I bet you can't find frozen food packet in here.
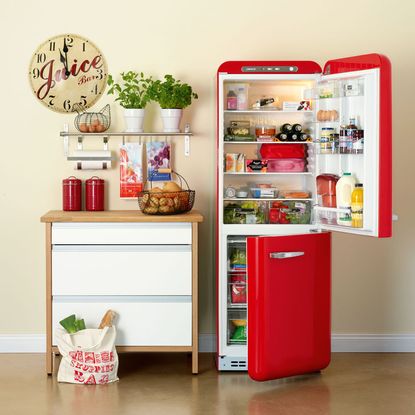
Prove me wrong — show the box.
[231,326,247,341]
[120,143,143,198]
[147,142,172,181]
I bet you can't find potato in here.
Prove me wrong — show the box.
[150,197,159,207]
[159,197,168,206]
[144,206,158,214]
[166,198,174,207]
[142,193,149,203]
[159,205,173,213]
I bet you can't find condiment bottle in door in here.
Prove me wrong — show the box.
[351,184,364,228]
[336,172,356,226]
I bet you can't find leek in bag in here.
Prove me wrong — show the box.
[59,314,86,334]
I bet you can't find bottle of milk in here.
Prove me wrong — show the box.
[336,172,357,226]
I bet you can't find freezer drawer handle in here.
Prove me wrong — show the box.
[270,251,304,259]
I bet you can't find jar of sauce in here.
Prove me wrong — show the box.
[255,124,276,141]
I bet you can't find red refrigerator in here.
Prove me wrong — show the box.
[216,54,392,381]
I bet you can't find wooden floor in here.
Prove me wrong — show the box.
[0,353,414,414]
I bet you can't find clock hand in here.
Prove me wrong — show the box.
[59,49,70,77]
[62,39,70,77]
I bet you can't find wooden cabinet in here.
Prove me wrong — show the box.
[41,210,203,375]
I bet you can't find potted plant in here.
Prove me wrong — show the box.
[107,71,152,132]
[148,75,198,132]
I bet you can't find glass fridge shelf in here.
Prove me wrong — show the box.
[224,141,313,145]
[224,198,313,202]
[224,172,313,175]
[224,110,314,114]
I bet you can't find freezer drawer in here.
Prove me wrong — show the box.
[52,245,192,296]
[52,296,192,346]
[52,222,192,245]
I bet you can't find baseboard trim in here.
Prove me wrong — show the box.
[1,333,415,353]
[331,334,415,352]
[0,335,46,353]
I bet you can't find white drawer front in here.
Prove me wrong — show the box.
[52,222,192,245]
[52,245,191,296]
[52,296,192,346]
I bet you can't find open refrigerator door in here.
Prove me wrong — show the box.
[312,54,392,237]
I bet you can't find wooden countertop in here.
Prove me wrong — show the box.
[41,210,203,223]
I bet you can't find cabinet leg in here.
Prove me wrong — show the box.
[192,350,198,374]
[46,347,53,375]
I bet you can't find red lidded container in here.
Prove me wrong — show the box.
[316,174,340,207]
[85,176,105,211]
[62,176,82,211]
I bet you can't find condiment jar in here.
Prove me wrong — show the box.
[85,176,105,211]
[62,176,82,211]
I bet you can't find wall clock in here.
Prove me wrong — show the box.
[29,34,108,113]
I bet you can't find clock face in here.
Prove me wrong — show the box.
[29,34,108,113]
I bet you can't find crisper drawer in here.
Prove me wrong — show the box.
[52,296,192,346]
[52,245,191,296]
[52,222,192,245]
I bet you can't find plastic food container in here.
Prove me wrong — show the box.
[236,190,248,198]
[224,201,267,224]
[255,125,276,139]
[316,174,339,207]
[250,188,278,198]
[246,159,267,172]
[267,158,306,172]
[269,201,311,224]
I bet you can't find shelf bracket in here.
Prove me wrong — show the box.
[184,123,190,156]
[63,124,69,156]
[77,136,83,150]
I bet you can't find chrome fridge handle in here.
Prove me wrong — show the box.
[269,251,304,259]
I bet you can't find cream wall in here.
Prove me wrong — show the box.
[0,0,414,337]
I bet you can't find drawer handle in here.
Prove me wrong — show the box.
[270,251,304,259]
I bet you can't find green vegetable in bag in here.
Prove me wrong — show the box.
[59,314,86,334]
[231,326,247,342]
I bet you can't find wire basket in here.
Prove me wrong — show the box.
[73,104,110,133]
[138,171,195,215]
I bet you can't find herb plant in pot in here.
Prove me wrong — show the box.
[107,71,152,133]
[148,75,198,132]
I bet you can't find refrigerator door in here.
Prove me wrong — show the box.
[247,232,331,381]
[317,54,392,238]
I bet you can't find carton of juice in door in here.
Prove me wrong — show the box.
[351,184,364,228]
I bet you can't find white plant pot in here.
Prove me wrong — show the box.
[124,108,145,133]
[160,108,183,133]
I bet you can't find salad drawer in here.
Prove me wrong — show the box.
[52,245,192,296]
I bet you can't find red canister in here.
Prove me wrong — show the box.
[62,176,82,211]
[85,176,105,211]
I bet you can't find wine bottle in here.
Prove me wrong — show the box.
[289,133,299,141]
[292,123,303,133]
[280,123,292,133]
[276,132,288,142]
[298,133,308,141]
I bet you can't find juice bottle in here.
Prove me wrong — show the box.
[351,184,364,228]
[336,172,356,226]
